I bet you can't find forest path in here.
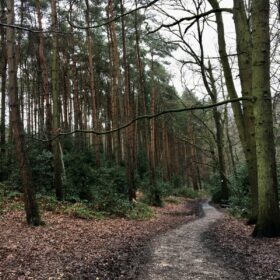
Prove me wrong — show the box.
[138,202,245,280]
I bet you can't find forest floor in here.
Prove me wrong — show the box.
[138,202,280,280]
[0,197,199,280]
[0,199,280,280]
[203,209,280,280]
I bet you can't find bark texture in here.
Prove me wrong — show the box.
[251,0,280,237]
[0,3,7,157]
[6,0,41,225]
[208,0,258,221]
[51,0,64,201]
[233,0,258,223]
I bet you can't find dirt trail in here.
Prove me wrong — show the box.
[138,202,245,280]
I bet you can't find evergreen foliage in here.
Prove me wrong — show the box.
[0,0,279,237]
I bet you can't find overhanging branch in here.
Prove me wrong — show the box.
[0,22,72,35]
[0,0,160,33]
[68,0,160,30]
[33,96,254,142]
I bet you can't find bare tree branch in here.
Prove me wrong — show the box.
[0,22,72,35]
[32,96,254,142]
[175,134,216,158]
[0,0,160,33]
[148,8,233,34]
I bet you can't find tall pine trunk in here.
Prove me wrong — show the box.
[35,0,52,142]
[149,55,160,205]
[7,0,41,225]
[85,0,100,167]
[51,0,64,201]
[107,0,122,165]
[0,2,7,157]
[121,0,136,201]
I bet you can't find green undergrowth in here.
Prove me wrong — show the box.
[138,174,202,206]
[164,196,181,204]
[173,187,200,199]
[0,192,154,220]
[42,195,154,220]
[226,166,250,218]
[0,186,25,214]
[0,171,203,221]
[126,201,154,220]
[205,164,251,219]
[0,189,201,221]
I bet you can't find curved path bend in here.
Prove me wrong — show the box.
[138,202,244,280]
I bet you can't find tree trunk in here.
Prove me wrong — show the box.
[251,0,280,237]
[149,56,160,205]
[208,62,229,201]
[71,49,83,147]
[121,0,136,201]
[85,0,100,167]
[134,2,149,165]
[224,106,237,177]
[107,0,122,165]
[51,0,64,201]
[62,66,69,130]
[197,13,229,201]
[189,124,199,190]
[0,2,7,157]
[150,84,158,201]
[233,0,258,224]
[208,0,258,221]
[6,0,41,225]
[35,0,52,142]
